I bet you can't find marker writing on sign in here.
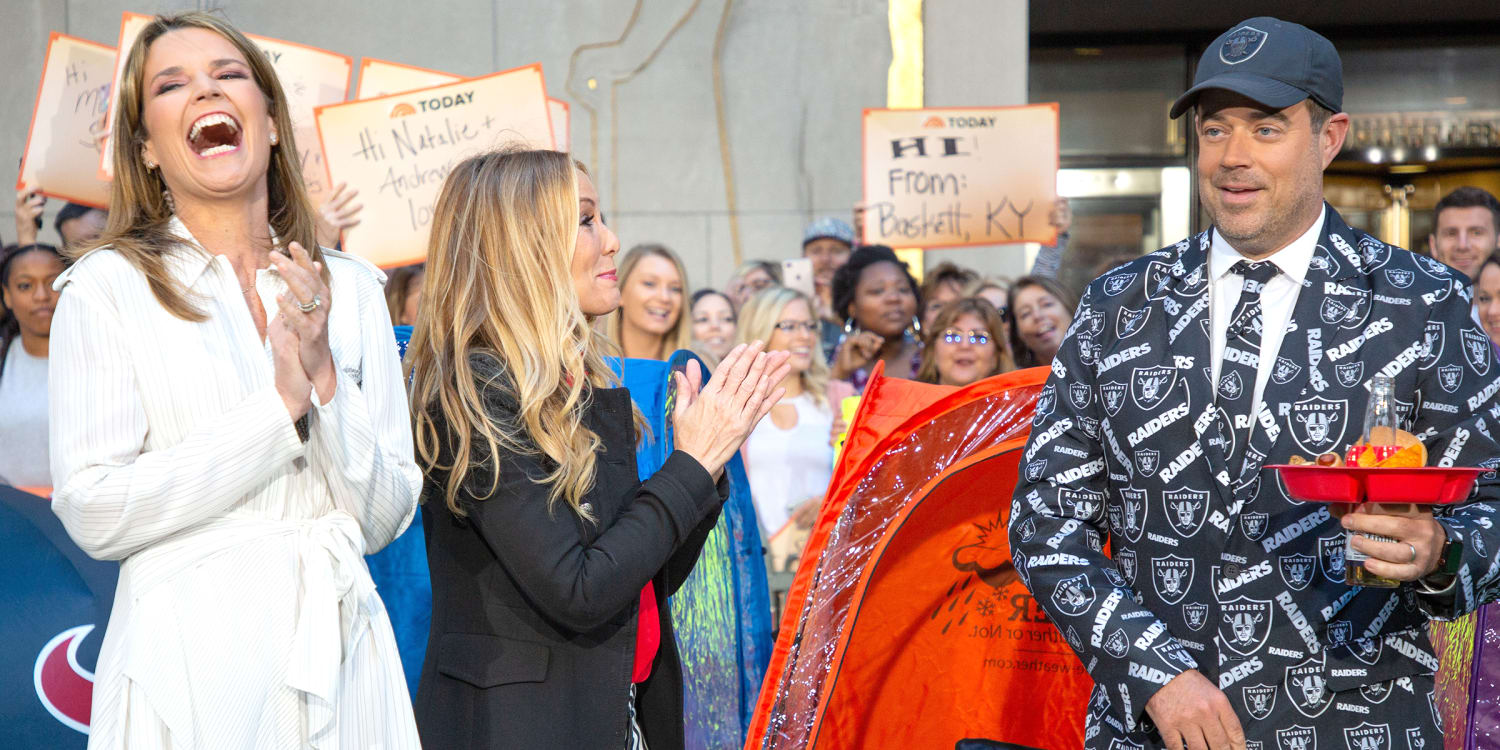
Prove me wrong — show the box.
[874,133,1034,242]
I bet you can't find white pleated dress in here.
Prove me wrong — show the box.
[48,218,422,749]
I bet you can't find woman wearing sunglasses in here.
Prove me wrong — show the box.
[915,297,1014,387]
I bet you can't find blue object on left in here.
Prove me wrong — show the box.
[614,353,773,749]
[366,324,429,698]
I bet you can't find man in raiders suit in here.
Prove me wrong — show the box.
[1009,17,1500,750]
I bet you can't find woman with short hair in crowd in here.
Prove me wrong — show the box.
[828,245,922,390]
[47,13,421,746]
[736,286,848,550]
[0,242,66,487]
[1008,275,1078,368]
[407,148,787,749]
[690,288,737,363]
[916,297,1013,387]
[725,258,781,308]
[607,243,693,360]
[385,262,424,326]
[919,261,979,331]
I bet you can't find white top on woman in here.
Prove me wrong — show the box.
[48,217,421,749]
[0,344,50,486]
[743,393,834,536]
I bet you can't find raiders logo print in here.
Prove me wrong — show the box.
[1218,596,1273,656]
[1284,654,1333,718]
[1132,365,1179,411]
[1064,625,1083,653]
[1144,261,1176,301]
[1219,370,1246,401]
[1070,381,1092,410]
[1017,517,1037,543]
[1135,449,1161,478]
[1290,396,1349,456]
[1052,573,1096,617]
[1276,725,1318,750]
[1407,726,1428,750]
[1343,721,1391,750]
[1350,636,1383,666]
[1214,406,1237,457]
[1026,459,1048,483]
[1080,416,1101,440]
[1242,683,1277,721]
[1415,253,1450,279]
[1107,740,1146,750]
[1320,296,1358,326]
[1429,691,1442,730]
[1163,489,1209,538]
[1085,309,1107,338]
[1152,555,1194,605]
[1102,565,1127,588]
[1385,268,1415,288]
[1309,249,1340,277]
[1088,688,1111,718]
[1155,641,1196,670]
[1439,364,1463,394]
[1240,512,1269,541]
[1335,361,1365,389]
[1359,680,1393,705]
[1319,534,1347,582]
[1328,620,1353,647]
[1183,601,1209,631]
[1117,306,1151,339]
[1103,272,1137,296]
[1219,24,1268,64]
[1273,356,1303,385]
[1245,742,1263,750]
[1117,488,1148,543]
[1015,553,1030,588]
[1355,234,1388,271]
[1036,385,1057,417]
[1115,547,1137,585]
[1461,328,1493,375]
[1104,628,1129,658]
[1278,553,1315,591]
[1059,488,1104,521]
[1420,321,1445,370]
[1100,380,1127,417]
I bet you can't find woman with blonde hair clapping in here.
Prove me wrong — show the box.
[407,149,788,750]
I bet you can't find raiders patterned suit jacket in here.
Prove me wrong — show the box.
[1009,205,1500,749]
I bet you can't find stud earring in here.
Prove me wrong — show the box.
[143,157,157,170]
[269,131,278,146]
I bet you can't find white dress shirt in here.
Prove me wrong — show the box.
[48,217,421,749]
[1208,207,1327,422]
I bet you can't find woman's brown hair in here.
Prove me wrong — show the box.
[916,297,1014,384]
[1007,275,1079,369]
[85,11,323,320]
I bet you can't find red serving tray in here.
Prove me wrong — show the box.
[1268,465,1485,505]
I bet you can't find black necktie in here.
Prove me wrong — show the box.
[1219,260,1280,482]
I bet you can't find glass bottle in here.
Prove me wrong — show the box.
[1345,374,1402,587]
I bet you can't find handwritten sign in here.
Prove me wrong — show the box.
[315,64,554,267]
[100,12,353,208]
[17,33,115,208]
[862,104,1058,248]
[359,58,570,151]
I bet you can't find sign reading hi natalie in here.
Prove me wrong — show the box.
[17,33,116,208]
[862,104,1059,248]
[315,64,554,268]
[357,58,570,151]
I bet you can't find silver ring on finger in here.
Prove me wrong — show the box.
[1407,543,1418,564]
[297,294,321,314]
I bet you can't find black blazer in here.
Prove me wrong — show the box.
[415,380,725,750]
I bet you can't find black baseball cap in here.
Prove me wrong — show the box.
[1170,17,1342,119]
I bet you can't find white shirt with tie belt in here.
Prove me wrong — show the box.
[1207,207,1326,428]
[48,217,421,749]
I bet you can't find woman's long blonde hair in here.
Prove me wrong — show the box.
[736,286,830,408]
[604,244,693,360]
[407,149,619,520]
[85,11,322,320]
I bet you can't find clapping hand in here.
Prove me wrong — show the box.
[270,241,336,403]
[672,342,792,480]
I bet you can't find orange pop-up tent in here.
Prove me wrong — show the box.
[745,365,1094,750]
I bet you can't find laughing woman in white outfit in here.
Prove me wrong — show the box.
[47,13,420,749]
